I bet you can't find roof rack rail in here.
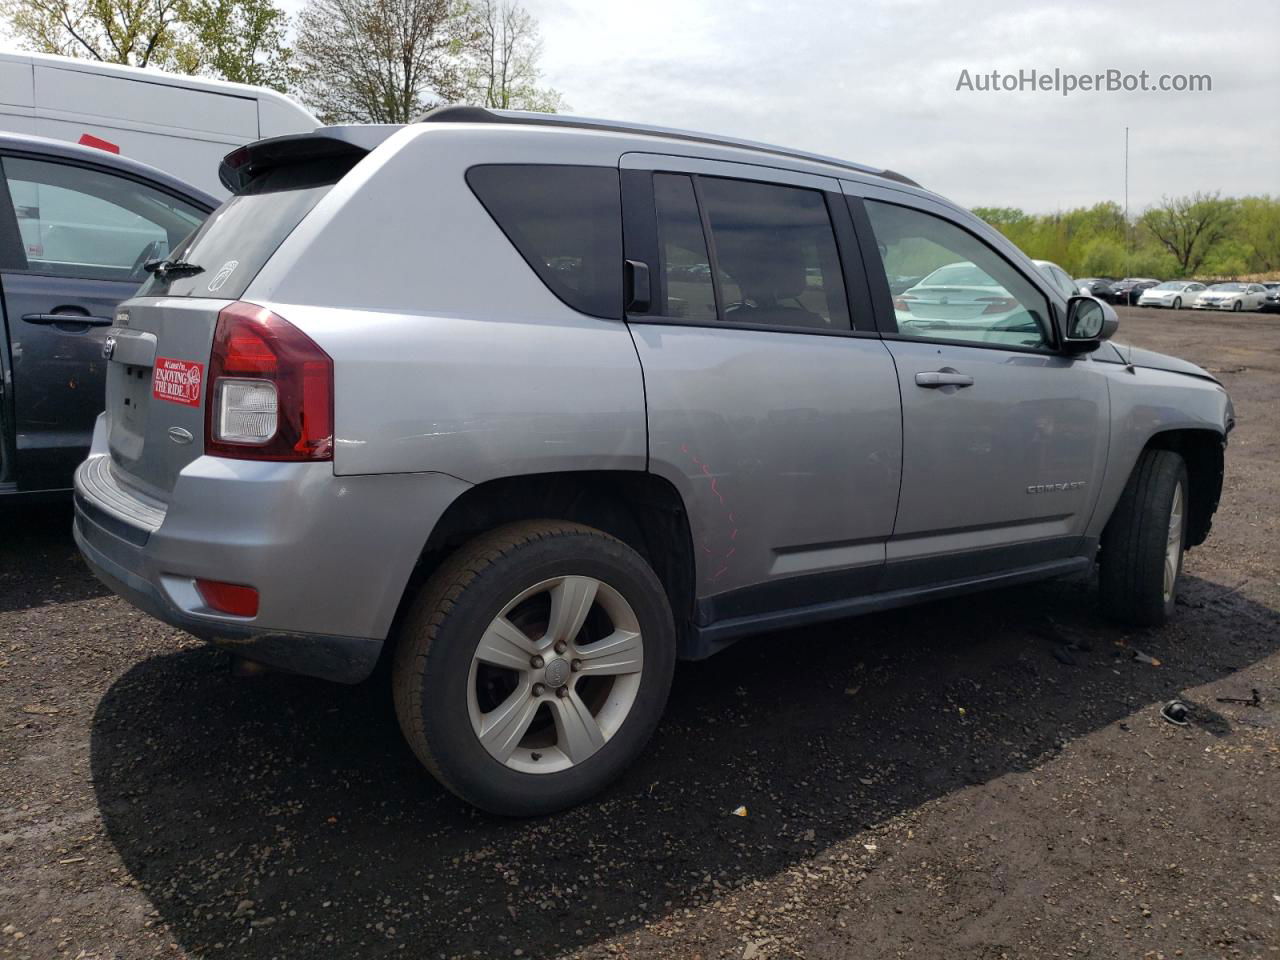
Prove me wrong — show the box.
[415,105,921,189]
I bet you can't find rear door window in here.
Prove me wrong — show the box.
[653,173,717,321]
[698,177,851,331]
[466,165,623,319]
[2,156,205,283]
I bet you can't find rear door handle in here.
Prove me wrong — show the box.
[23,313,113,327]
[915,370,974,388]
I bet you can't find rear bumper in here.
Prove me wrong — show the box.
[73,431,471,683]
[74,505,380,682]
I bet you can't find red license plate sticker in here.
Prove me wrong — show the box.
[152,357,205,407]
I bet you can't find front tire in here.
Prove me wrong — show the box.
[1172,297,1181,310]
[1232,300,1242,312]
[1099,449,1189,627]
[392,521,676,816]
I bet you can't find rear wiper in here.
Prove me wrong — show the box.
[144,258,204,279]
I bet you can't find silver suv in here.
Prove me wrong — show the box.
[74,108,1233,815]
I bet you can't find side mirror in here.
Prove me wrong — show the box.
[1061,296,1119,353]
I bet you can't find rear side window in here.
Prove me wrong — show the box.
[138,159,346,300]
[467,165,622,319]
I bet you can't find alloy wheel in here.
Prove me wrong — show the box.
[1163,482,1184,604]
[467,576,644,774]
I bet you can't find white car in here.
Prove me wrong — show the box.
[1138,280,1206,309]
[1193,283,1268,312]
[1032,259,1078,300]
[895,260,1043,346]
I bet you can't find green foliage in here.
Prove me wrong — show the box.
[1236,196,1280,273]
[975,194,1280,280]
[1076,236,1127,278]
[1198,239,1252,278]
[177,0,293,91]
[1139,192,1236,276]
[0,0,291,88]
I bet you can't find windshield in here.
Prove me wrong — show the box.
[1154,281,1185,290]
[137,160,347,299]
[1209,283,1245,292]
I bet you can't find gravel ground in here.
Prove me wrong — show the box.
[2,306,1278,960]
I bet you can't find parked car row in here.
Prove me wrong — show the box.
[1071,276,1275,311]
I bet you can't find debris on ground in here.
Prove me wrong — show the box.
[1161,700,1190,726]
[1216,689,1263,707]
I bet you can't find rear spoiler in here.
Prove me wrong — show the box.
[219,125,402,193]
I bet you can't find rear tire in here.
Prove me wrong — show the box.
[392,520,676,816]
[1099,449,1188,627]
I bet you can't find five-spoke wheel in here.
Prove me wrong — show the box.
[469,575,644,774]
[393,521,675,816]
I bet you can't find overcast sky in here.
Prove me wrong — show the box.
[13,0,1267,212]
[415,0,1279,213]
[510,0,1280,212]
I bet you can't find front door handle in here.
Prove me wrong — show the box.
[915,370,974,388]
[22,313,113,328]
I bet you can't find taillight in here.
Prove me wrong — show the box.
[892,295,916,312]
[978,296,1017,315]
[206,302,333,461]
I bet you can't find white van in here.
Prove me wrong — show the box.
[0,51,317,196]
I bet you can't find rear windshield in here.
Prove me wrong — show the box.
[137,159,348,300]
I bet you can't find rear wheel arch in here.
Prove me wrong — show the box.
[391,471,697,657]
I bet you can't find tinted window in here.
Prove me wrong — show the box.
[3,157,204,283]
[700,177,849,331]
[864,200,1050,350]
[139,160,344,300]
[653,173,716,320]
[467,165,622,319]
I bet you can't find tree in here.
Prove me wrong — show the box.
[0,0,292,88]
[1140,192,1237,276]
[293,0,467,124]
[174,0,293,90]
[1236,196,1280,273]
[463,0,563,112]
[971,207,1029,228]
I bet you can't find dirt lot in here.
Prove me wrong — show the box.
[2,306,1278,960]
